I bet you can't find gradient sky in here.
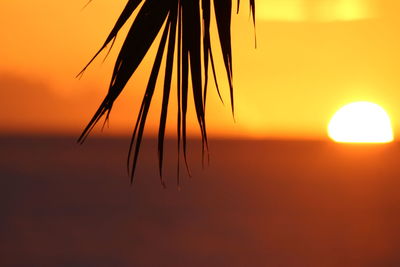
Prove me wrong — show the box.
[1,0,400,139]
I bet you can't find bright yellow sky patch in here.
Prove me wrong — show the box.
[258,0,377,21]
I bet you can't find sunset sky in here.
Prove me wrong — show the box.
[1,0,400,139]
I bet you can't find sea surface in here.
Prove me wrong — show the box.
[1,136,400,266]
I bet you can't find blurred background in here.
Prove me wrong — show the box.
[1,1,400,266]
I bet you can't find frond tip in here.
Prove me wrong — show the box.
[78,0,256,185]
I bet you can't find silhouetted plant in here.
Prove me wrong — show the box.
[78,0,255,186]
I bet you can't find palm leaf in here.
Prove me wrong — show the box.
[79,0,256,184]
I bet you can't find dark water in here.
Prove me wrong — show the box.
[1,136,400,266]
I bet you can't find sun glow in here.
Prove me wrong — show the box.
[328,102,394,143]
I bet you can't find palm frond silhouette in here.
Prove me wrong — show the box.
[78,0,256,185]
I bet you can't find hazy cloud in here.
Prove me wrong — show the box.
[0,71,99,134]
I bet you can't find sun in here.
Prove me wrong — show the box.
[328,101,394,143]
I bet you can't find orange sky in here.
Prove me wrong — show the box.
[1,0,400,139]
